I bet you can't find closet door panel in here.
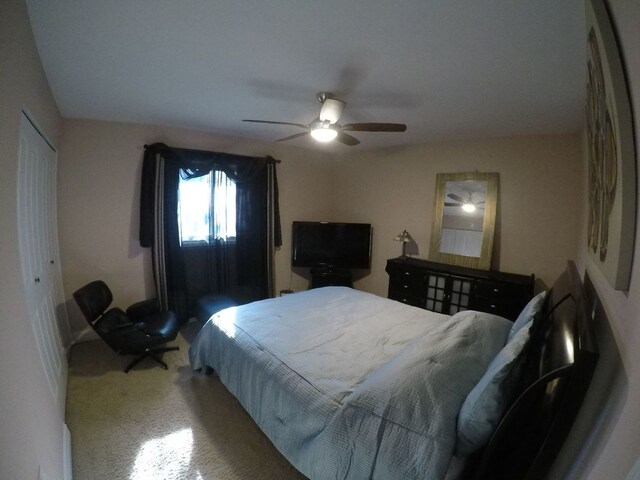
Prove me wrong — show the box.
[17,112,69,412]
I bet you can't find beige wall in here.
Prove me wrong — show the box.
[58,119,335,335]
[59,121,582,337]
[0,0,66,479]
[331,135,583,296]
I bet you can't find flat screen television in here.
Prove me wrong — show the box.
[292,221,372,270]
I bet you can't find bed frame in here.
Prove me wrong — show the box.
[468,261,599,479]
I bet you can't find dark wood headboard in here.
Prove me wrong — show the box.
[472,261,599,479]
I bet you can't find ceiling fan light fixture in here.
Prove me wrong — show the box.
[462,203,476,213]
[319,97,346,124]
[310,125,338,142]
[244,93,405,146]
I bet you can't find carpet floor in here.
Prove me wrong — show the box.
[65,322,307,480]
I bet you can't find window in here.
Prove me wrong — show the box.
[177,169,236,246]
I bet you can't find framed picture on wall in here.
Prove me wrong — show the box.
[585,0,636,291]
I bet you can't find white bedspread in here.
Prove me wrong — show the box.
[189,287,510,480]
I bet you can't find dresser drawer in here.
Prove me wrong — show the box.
[387,261,428,297]
[386,262,427,282]
[473,279,529,299]
[470,296,524,320]
[388,289,427,309]
[389,274,427,297]
[472,279,531,320]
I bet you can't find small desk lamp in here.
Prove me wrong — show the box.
[394,230,414,257]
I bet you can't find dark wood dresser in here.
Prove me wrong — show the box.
[385,257,534,321]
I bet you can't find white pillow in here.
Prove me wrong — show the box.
[507,291,547,342]
[456,319,534,456]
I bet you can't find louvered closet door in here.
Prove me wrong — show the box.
[17,112,69,412]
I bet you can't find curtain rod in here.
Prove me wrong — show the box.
[143,144,281,163]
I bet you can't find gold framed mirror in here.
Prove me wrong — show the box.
[428,172,498,270]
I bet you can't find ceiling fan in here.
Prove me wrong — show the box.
[243,92,407,146]
[445,193,485,213]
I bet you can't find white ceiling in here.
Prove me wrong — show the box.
[26,0,586,151]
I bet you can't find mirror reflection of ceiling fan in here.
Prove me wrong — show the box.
[445,193,485,212]
[243,92,407,146]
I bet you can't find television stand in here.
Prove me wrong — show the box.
[310,268,353,289]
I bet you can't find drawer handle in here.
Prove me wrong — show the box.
[493,288,500,293]
[404,272,410,276]
[490,304,497,309]
[403,285,409,289]
[402,298,408,302]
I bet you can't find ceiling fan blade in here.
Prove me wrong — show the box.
[319,98,346,124]
[243,119,308,129]
[447,193,465,203]
[336,131,360,146]
[444,202,460,206]
[476,201,486,205]
[342,123,407,132]
[276,132,309,143]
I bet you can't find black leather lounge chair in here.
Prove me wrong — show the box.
[73,280,180,373]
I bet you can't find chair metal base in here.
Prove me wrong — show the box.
[124,346,180,373]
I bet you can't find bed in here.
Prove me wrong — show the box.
[189,261,597,479]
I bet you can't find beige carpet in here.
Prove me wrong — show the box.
[65,322,307,480]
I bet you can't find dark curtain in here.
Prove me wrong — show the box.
[182,239,234,317]
[140,143,281,322]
